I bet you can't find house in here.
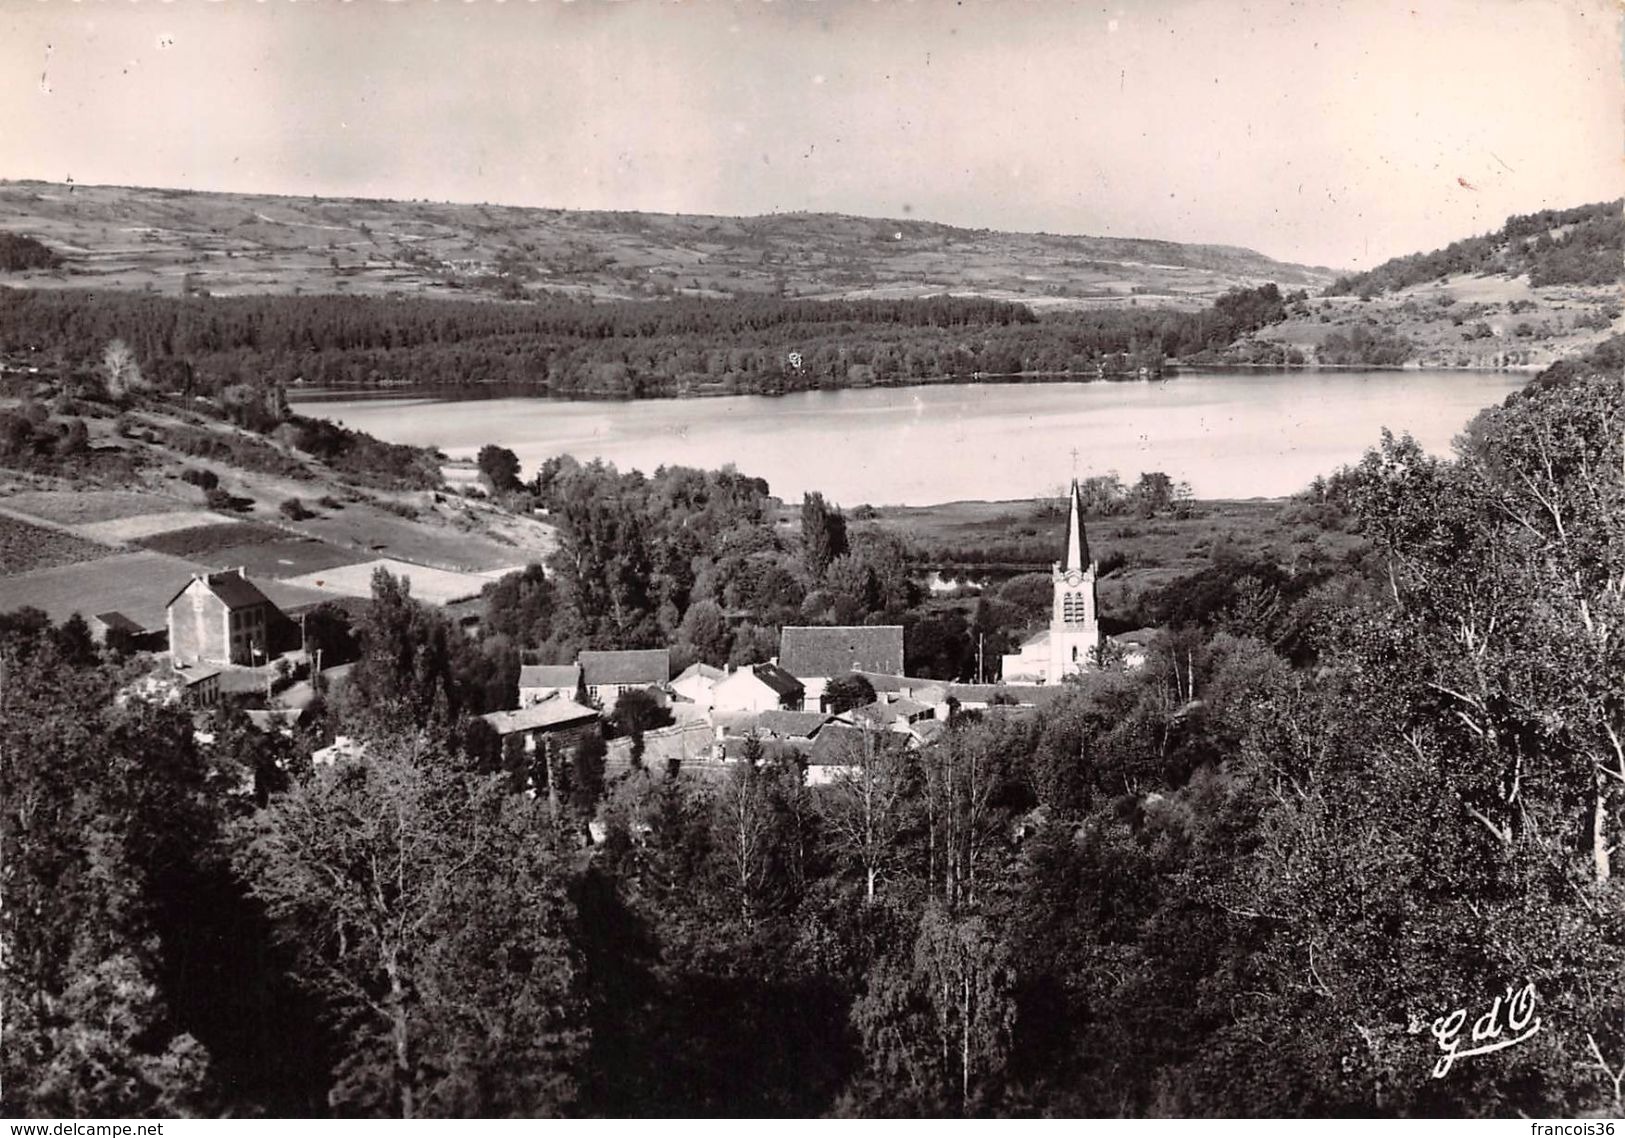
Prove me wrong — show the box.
[480,698,602,773]
[711,661,805,714]
[842,696,935,734]
[117,663,221,709]
[313,734,369,768]
[89,611,144,648]
[519,664,584,706]
[754,709,831,744]
[578,648,670,711]
[670,662,727,711]
[166,569,279,667]
[804,722,906,787]
[779,625,905,712]
[1109,628,1158,670]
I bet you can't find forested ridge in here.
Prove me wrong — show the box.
[2,338,1621,1118]
[1327,199,1623,296]
[0,284,1295,398]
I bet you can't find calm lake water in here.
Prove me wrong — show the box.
[291,371,1527,506]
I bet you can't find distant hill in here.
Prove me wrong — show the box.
[0,180,1336,307]
[1326,199,1622,296]
[1245,199,1623,370]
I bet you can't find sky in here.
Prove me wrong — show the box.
[2,0,1619,271]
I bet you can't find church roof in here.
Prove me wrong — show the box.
[1065,479,1091,571]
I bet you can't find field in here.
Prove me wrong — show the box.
[1265,274,1622,370]
[0,550,205,629]
[0,180,1334,307]
[291,498,551,573]
[3,489,196,526]
[137,521,293,558]
[185,537,373,579]
[75,510,238,544]
[0,514,119,575]
[283,558,504,606]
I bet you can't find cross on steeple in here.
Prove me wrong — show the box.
[1069,446,1080,479]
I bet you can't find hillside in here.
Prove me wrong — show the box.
[1220,201,1624,370]
[0,179,1335,308]
[0,383,558,635]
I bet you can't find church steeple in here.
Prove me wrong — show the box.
[1064,478,1090,572]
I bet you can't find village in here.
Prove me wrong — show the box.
[92,479,1155,793]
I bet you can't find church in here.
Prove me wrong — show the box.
[1000,479,1102,684]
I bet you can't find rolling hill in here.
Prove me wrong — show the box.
[0,179,1336,308]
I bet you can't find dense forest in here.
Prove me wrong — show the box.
[1326,199,1623,296]
[0,284,1295,399]
[3,339,1621,1118]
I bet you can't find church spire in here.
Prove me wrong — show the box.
[1065,478,1090,571]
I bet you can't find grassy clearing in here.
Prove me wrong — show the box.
[0,514,119,575]
[0,550,204,628]
[283,557,507,606]
[137,521,299,558]
[291,499,547,573]
[74,509,238,544]
[3,489,195,525]
[187,537,373,579]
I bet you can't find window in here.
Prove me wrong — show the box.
[1062,592,1087,623]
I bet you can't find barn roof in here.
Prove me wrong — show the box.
[579,649,670,687]
[481,699,599,736]
[519,664,582,689]
[779,625,904,679]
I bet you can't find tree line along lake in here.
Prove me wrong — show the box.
[289,369,1528,506]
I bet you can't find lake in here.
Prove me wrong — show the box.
[290,370,1528,506]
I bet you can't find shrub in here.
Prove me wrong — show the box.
[280,497,314,521]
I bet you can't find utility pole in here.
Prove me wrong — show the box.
[977,633,984,685]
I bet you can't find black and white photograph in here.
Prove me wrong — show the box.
[0,0,1621,1122]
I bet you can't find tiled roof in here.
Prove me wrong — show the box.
[580,649,670,687]
[482,699,599,736]
[855,671,908,693]
[756,710,830,740]
[673,662,727,685]
[750,662,805,698]
[846,697,932,728]
[92,611,143,634]
[165,569,274,613]
[944,683,1068,708]
[519,664,582,689]
[807,723,906,766]
[779,626,904,679]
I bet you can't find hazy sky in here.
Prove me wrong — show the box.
[2,0,1619,270]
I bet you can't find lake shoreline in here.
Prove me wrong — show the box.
[292,368,1527,505]
[286,361,1534,405]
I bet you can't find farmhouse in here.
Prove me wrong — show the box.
[167,569,280,667]
[480,697,602,765]
[711,661,805,714]
[518,663,584,706]
[779,625,905,712]
[579,648,670,711]
[670,661,727,711]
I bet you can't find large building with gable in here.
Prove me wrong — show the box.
[779,624,905,712]
[166,568,279,667]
